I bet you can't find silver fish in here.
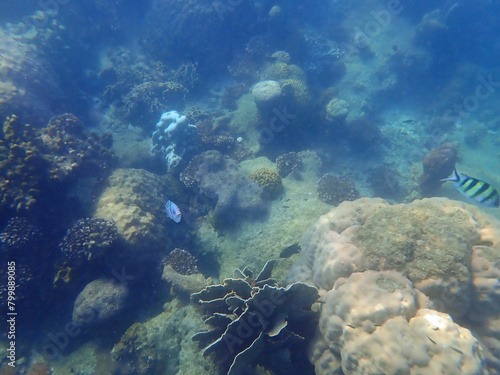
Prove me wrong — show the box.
[165,200,182,223]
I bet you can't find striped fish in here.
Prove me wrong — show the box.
[440,169,499,208]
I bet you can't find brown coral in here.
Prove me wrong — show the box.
[420,142,458,196]
[249,168,283,199]
[163,248,198,275]
[276,152,302,178]
[316,173,360,206]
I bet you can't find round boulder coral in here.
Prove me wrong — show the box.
[325,98,349,124]
[251,80,282,111]
[249,168,283,199]
[309,270,487,375]
[316,174,360,206]
[72,278,129,327]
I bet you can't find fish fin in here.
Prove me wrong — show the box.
[440,168,460,182]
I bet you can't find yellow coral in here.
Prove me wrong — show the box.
[249,168,283,199]
[281,79,311,112]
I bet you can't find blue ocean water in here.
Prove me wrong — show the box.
[0,0,500,374]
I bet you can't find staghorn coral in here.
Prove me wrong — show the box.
[59,218,119,265]
[191,260,319,375]
[420,142,458,196]
[249,168,283,199]
[72,278,129,327]
[163,248,198,276]
[316,173,360,206]
[276,152,302,178]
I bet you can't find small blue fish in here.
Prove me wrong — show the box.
[440,169,499,208]
[165,200,182,223]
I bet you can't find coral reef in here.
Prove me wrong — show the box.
[0,113,115,212]
[420,142,458,196]
[38,113,115,181]
[163,248,198,276]
[249,168,283,199]
[112,300,215,375]
[59,218,118,265]
[94,168,169,254]
[309,270,487,375]
[73,278,129,327]
[191,261,319,375]
[150,110,200,171]
[0,217,41,251]
[276,152,302,178]
[0,31,62,126]
[316,174,360,206]
[180,150,265,227]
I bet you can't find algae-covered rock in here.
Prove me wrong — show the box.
[112,300,215,375]
[94,168,169,255]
